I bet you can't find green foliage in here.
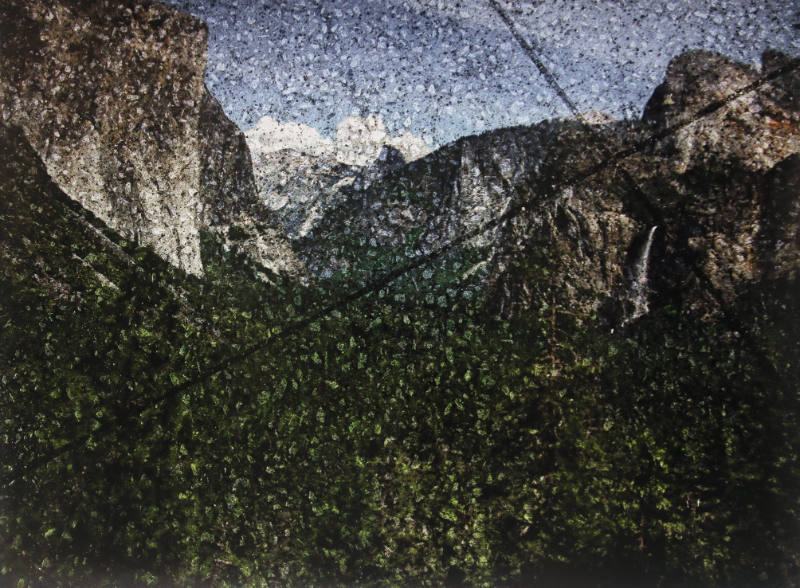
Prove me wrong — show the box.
[1,124,798,586]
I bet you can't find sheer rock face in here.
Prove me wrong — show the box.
[639,50,800,313]
[490,50,800,320]
[643,50,800,174]
[480,50,799,321]
[0,0,301,277]
[482,131,642,319]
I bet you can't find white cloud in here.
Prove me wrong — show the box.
[245,114,431,167]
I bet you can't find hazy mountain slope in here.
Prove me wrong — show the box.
[244,114,430,244]
[296,50,800,326]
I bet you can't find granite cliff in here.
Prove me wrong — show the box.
[0,0,301,277]
[1,0,798,328]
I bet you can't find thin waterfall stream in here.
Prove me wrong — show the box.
[628,225,658,323]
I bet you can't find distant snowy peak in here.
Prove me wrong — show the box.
[245,114,431,167]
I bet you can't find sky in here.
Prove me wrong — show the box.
[163,0,799,147]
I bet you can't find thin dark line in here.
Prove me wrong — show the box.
[488,0,794,372]
[3,41,797,489]
[620,62,799,158]
[488,0,582,117]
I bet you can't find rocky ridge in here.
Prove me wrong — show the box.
[1,0,797,327]
[638,49,800,313]
[0,0,301,277]
[292,49,799,324]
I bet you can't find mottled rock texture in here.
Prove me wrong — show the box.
[297,50,799,323]
[0,0,300,276]
[495,49,800,320]
[639,50,800,315]
[644,50,800,174]
[1,0,797,327]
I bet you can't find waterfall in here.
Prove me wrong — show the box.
[628,226,658,322]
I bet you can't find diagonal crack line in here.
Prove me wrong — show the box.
[489,0,797,377]
[609,61,800,166]
[487,0,582,118]
[4,49,798,491]
[489,0,798,176]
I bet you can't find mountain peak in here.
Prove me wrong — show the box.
[0,0,304,277]
[643,48,800,174]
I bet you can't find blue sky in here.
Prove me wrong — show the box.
[164,0,799,146]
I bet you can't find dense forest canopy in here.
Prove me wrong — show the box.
[1,0,799,586]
